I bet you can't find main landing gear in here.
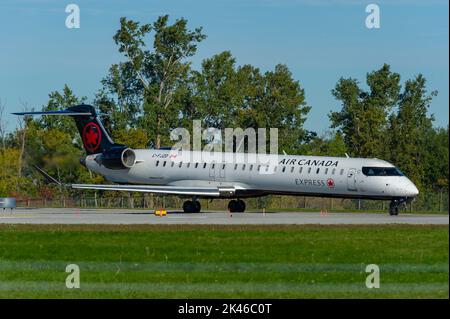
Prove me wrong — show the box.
[228,199,246,213]
[389,197,408,216]
[183,199,201,213]
[182,199,247,213]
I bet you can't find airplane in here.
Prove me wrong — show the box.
[14,104,419,216]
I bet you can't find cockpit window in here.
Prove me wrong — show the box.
[362,167,404,176]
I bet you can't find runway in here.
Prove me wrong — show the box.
[0,208,448,225]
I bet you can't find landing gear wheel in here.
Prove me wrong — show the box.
[228,200,238,213]
[236,200,246,213]
[183,200,195,213]
[194,201,201,213]
[183,200,201,213]
[389,201,400,216]
[228,200,246,213]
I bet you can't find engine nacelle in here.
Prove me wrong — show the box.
[97,146,136,170]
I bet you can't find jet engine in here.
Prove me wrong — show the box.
[96,146,136,170]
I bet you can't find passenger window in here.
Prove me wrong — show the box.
[203,163,207,169]
[316,168,320,174]
[274,166,277,172]
[222,164,225,169]
[242,164,246,170]
[340,169,344,175]
[332,168,335,175]
[195,163,199,168]
[171,162,174,167]
[307,167,311,174]
[212,164,215,169]
[187,163,190,168]
[291,167,294,173]
[266,166,269,172]
[234,164,238,170]
[156,161,159,167]
[163,161,167,167]
[299,167,303,174]
[282,166,286,173]
[250,165,253,171]
[325,168,328,174]
[258,165,261,171]
[179,162,182,168]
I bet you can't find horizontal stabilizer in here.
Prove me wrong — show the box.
[13,104,118,155]
[12,110,92,116]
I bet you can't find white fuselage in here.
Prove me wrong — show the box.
[85,149,419,200]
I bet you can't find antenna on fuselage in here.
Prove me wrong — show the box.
[345,153,350,158]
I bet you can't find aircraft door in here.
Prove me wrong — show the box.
[347,168,357,191]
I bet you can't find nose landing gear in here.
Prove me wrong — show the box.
[389,203,399,216]
[389,197,408,216]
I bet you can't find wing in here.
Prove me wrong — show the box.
[32,165,238,197]
[71,184,227,197]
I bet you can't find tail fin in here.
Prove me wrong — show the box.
[66,105,117,154]
[13,104,119,154]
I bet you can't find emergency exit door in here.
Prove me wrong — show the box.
[347,168,357,191]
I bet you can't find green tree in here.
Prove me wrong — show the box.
[41,84,87,141]
[16,86,104,198]
[423,126,448,191]
[95,62,144,132]
[113,15,206,148]
[113,127,149,149]
[185,52,311,154]
[329,64,401,157]
[304,131,347,157]
[387,74,437,190]
[0,148,28,196]
[257,64,311,154]
[188,51,241,130]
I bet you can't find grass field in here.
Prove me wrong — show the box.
[0,224,448,298]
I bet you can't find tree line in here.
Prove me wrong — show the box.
[0,15,448,209]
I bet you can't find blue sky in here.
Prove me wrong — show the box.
[0,0,448,133]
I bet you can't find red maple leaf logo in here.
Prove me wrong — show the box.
[82,122,102,152]
[326,178,335,188]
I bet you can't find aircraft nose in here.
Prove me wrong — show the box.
[406,182,419,197]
